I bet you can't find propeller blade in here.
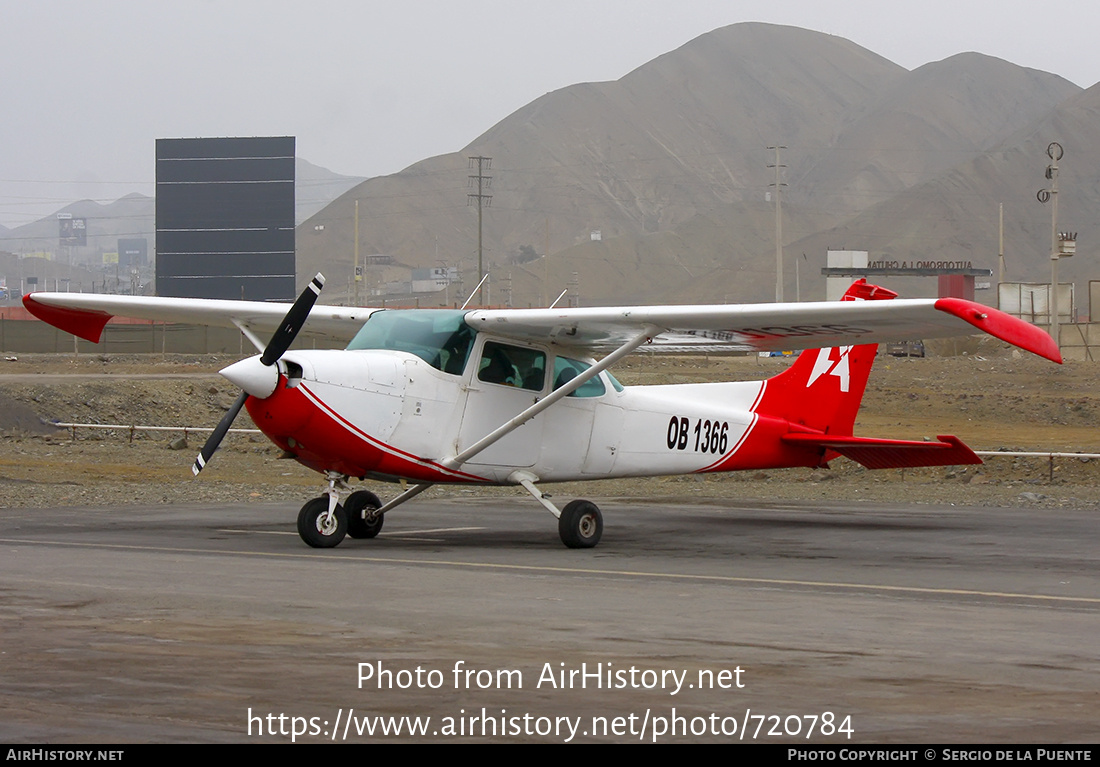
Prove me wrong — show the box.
[260,273,325,366]
[192,390,248,475]
[196,274,324,475]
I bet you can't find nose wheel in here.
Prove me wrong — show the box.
[297,496,347,548]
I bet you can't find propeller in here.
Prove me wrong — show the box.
[192,273,325,475]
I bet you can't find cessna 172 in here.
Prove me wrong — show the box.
[23,276,1059,550]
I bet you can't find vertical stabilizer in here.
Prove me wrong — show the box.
[756,280,897,436]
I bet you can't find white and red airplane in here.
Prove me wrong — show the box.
[23,277,1059,549]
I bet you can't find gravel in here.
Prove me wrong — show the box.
[1,351,1097,511]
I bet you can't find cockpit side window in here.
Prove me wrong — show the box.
[478,342,545,391]
[347,310,475,376]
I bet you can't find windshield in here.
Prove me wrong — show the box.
[347,310,475,375]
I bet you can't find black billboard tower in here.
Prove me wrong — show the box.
[156,136,295,300]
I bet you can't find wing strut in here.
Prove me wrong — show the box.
[371,481,435,516]
[460,274,490,309]
[232,320,267,354]
[547,289,568,309]
[367,328,656,520]
[442,325,659,471]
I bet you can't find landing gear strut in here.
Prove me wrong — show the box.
[511,470,604,549]
[297,471,355,548]
[296,473,409,548]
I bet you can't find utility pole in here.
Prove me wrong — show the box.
[996,202,1005,310]
[354,199,360,306]
[796,253,805,302]
[1037,142,1064,348]
[998,203,1005,285]
[467,156,492,306]
[767,145,787,302]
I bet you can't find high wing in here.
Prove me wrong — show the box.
[24,283,1061,363]
[22,292,378,346]
[467,295,1061,362]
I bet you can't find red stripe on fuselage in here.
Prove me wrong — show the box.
[244,379,487,483]
[296,384,486,482]
[695,380,767,473]
[696,377,828,473]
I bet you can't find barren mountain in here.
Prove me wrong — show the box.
[5,25,1091,312]
[0,194,155,295]
[296,23,905,302]
[0,159,362,268]
[297,23,1090,309]
[748,80,1100,305]
[793,53,1079,217]
[2,193,156,253]
[293,158,366,224]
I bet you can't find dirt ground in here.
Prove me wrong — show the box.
[0,341,1098,511]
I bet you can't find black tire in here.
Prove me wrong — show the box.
[297,496,347,548]
[345,490,384,539]
[558,499,603,549]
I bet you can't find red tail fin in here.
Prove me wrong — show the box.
[756,280,896,436]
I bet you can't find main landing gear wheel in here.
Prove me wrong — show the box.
[297,496,347,548]
[558,499,603,549]
[345,490,384,539]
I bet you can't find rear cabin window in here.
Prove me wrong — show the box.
[553,356,606,397]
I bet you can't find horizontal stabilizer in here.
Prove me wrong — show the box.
[781,433,981,470]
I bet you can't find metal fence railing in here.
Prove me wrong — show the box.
[54,422,261,443]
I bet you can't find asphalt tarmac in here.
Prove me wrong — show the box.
[1,497,1097,743]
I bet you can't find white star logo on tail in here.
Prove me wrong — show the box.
[807,346,852,392]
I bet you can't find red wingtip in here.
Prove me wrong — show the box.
[934,298,1063,364]
[22,293,112,343]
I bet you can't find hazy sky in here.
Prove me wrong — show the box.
[2,0,1099,228]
